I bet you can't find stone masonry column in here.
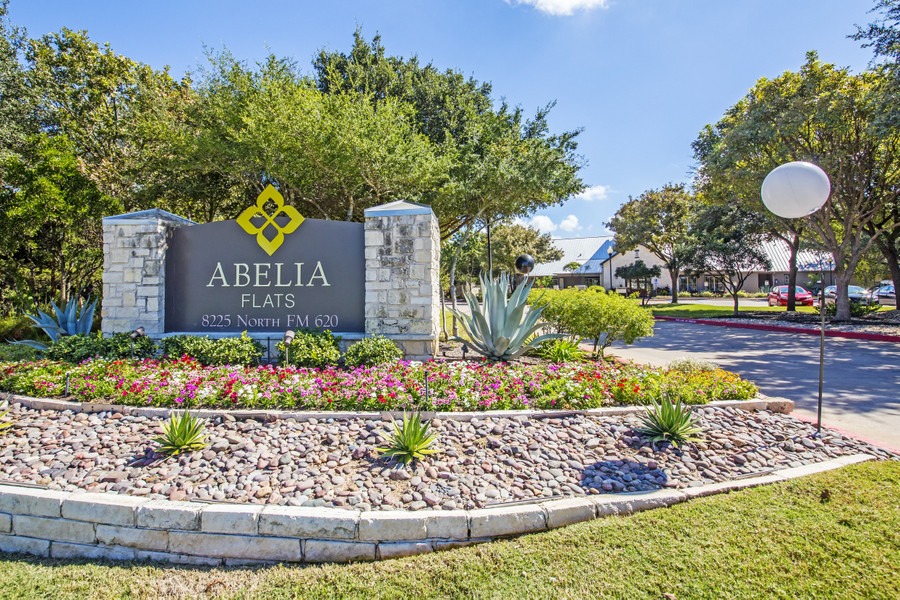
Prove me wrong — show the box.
[363,201,440,360]
[101,209,195,337]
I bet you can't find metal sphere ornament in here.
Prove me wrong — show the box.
[515,254,535,275]
[761,161,831,219]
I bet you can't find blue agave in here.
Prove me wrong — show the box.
[10,297,98,351]
[450,273,561,361]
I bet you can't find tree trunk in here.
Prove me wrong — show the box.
[833,269,853,321]
[786,233,801,312]
[875,237,900,309]
[440,286,448,339]
[668,267,680,304]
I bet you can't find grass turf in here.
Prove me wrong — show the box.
[650,303,819,318]
[0,460,897,599]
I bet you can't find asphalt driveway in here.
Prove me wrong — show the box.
[608,320,900,451]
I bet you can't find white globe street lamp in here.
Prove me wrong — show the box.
[761,161,831,435]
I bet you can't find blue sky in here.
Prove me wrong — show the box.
[9,0,878,238]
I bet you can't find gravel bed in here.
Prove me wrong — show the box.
[0,403,893,511]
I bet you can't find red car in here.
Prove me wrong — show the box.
[768,285,814,306]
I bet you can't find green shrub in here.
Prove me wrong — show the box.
[45,333,155,363]
[0,316,41,342]
[814,301,880,318]
[278,329,341,368]
[736,290,749,298]
[538,288,655,358]
[636,395,705,448]
[536,338,584,363]
[0,343,40,362]
[153,411,209,456]
[699,291,715,298]
[161,333,263,366]
[677,291,691,297]
[377,412,438,465]
[344,335,402,368]
[586,285,606,293]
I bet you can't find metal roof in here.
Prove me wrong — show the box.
[530,236,614,276]
[762,239,833,272]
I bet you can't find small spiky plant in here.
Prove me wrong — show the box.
[0,402,13,433]
[153,411,209,456]
[377,412,438,465]
[636,395,705,448]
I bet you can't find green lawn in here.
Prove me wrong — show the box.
[0,461,897,599]
[649,303,818,319]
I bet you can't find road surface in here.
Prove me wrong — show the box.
[608,320,900,450]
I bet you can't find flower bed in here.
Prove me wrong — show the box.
[0,358,758,411]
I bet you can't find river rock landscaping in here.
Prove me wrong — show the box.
[0,399,893,512]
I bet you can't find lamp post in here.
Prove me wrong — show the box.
[282,330,295,365]
[761,161,831,435]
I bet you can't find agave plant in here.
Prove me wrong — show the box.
[376,412,438,465]
[0,402,14,433]
[636,395,705,448]
[153,411,209,456]
[449,273,561,361]
[10,297,98,351]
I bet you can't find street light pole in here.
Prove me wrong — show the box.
[761,161,831,436]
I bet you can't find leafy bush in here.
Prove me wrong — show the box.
[586,285,606,293]
[537,288,655,358]
[450,273,560,361]
[344,336,402,368]
[0,316,40,342]
[45,333,155,363]
[377,412,438,464]
[161,333,263,366]
[699,291,716,298]
[536,338,584,363]
[0,343,39,362]
[814,301,880,318]
[677,291,692,297]
[277,329,341,368]
[668,357,719,373]
[636,395,705,448]
[153,411,209,456]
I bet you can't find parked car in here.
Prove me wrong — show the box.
[822,285,872,305]
[768,285,814,306]
[872,284,896,306]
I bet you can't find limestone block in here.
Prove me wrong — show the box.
[0,512,9,533]
[304,540,375,563]
[136,500,202,531]
[62,493,147,526]
[134,549,222,566]
[468,505,546,538]
[97,524,168,552]
[257,506,357,540]
[594,490,687,515]
[377,541,433,560]
[201,504,262,535]
[423,510,468,539]
[14,516,96,544]
[169,531,302,561]
[358,511,427,541]
[51,542,135,561]
[0,487,68,517]
[0,533,50,557]
[541,497,596,529]
[364,231,384,246]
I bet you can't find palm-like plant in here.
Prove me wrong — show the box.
[10,297,98,351]
[153,411,209,456]
[636,395,705,448]
[377,412,438,465]
[449,273,561,361]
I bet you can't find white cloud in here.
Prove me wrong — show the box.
[559,214,580,232]
[574,185,610,202]
[509,0,610,16]
[528,215,558,233]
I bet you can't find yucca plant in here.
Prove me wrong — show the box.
[0,402,14,433]
[153,411,209,456]
[449,273,561,361]
[376,412,439,465]
[10,297,98,351]
[636,395,705,448]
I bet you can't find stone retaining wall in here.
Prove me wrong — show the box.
[0,454,872,565]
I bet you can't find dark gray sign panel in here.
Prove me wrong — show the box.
[165,217,364,333]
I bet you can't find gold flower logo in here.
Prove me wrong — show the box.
[236,185,305,255]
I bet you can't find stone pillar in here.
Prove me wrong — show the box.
[363,201,440,360]
[101,209,195,337]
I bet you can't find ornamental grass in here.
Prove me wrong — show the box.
[0,357,758,412]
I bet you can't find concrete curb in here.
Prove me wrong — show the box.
[7,394,795,421]
[0,453,875,565]
[655,315,900,343]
